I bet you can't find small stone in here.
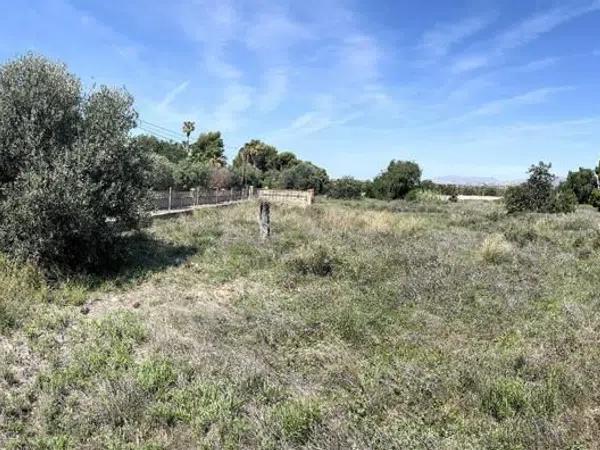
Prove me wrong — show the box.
[132,301,141,309]
[80,305,90,315]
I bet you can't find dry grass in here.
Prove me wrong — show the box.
[1,198,600,449]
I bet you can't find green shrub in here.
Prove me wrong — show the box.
[276,161,329,194]
[550,189,578,214]
[590,189,600,211]
[563,167,597,204]
[328,176,363,199]
[505,162,576,214]
[406,189,441,203]
[0,54,150,270]
[174,160,211,190]
[369,160,421,200]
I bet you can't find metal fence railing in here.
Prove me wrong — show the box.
[152,187,252,212]
[150,187,315,214]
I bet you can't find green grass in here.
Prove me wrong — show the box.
[1,198,600,449]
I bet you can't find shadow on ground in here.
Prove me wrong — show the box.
[85,232,199,287]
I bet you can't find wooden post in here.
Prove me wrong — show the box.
[259,201,270,240]
[168,187,172,211]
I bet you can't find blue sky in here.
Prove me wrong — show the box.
[1,0,599,180]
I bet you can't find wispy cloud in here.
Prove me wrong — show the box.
[421,16,493,58]
[512,57,559,72]
[213,83,253,132]
[457,86,573,121]
[496,1,600,51]
[451,55,490,73]
[157,80,190,109]
[450,1,600,73]
[257,68,288,113]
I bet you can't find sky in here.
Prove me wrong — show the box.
[1,0,599,181]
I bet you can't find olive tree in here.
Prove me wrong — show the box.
[369,160,421,200]
[0,54,150,270]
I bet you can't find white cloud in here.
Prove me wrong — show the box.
[421,16,493,58]
[338,33,381,80]
[157,81,190,110]
[451,55,490,73]
[463,86,573,119]
[450,1,600,73]
[213,83,253,132]
[496,1,600,51]
[512,57,559,72]
[258,68,288,113]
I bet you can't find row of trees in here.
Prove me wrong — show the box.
[328,160,600,216]
[142,134,330,194]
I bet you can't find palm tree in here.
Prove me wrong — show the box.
[182,121,195,155]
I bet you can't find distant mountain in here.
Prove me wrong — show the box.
[432,175,566,187]
[432,176,511,186]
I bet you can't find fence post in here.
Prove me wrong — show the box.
[230,188,233,202]
[168,187,172,211]
[215,188,218,204]
[195,187,199,206]
[259,201,271,240]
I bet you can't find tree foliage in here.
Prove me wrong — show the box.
[189,131,226,167]
[369,160,422,200]
[328,177,364,199]
[505,162,576,214]
[0,54,150,270]
[276,162,329,193]
[133,134,187,163]
[233,140,278,172]
[563,167,597,204]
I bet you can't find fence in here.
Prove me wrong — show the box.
[256,188,314,206]
[151,187,314,215]
[152,187,251,212]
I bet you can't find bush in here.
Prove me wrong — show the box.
[0,54,150,270]
[369,160,421,200]
[550,189,578,214]
[276,162,329,194]
[505,162,576,214]
[147,154,176,190]
[563,167,597,204]
[173,160,211,190]
[328,177,363,199]
[590,189,600,211]
[405,189,441,203]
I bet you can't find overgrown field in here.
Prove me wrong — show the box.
[2,199,600,449]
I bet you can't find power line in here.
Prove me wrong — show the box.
[137,126,183,142]
[138,119,185,139]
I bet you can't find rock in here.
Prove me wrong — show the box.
[132,301,141,309]
[80,305,90,315]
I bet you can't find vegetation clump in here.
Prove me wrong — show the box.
[327,176,364,199]
[368,160,421,200]
[0,54,150,270]
[505,162,577,214]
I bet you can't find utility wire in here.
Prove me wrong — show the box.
[137,126,183,142]
[138,119,185,139]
